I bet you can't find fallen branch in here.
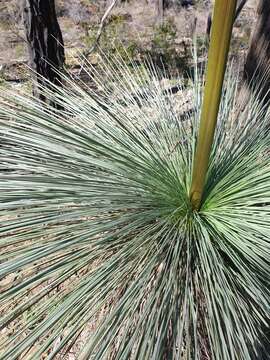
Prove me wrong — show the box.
[84,0,118,58]
[78,0,118,75]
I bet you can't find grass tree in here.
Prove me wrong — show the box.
[0,0,269,359]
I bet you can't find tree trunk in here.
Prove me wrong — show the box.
[244,7,270,357]
[244,0,270,105]
[23,0,65,103]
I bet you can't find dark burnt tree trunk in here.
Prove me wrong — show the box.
[244,8,270,360]
[244,0,270,105]
[23,0,65,103]
[244,3,270,357]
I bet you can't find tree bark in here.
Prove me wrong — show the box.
[23,0,65,102]
[244,7,270,357]
[244,0,270,105]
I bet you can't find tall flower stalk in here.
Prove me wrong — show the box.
[190,0,237,209]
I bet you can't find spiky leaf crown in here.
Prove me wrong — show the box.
[0,55,269,359]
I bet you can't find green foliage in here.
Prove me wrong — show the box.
[148,19,191,73]
[153,19,177,46]
[0,56,269,359]
[84,13,140,62]
[83,17,191,73]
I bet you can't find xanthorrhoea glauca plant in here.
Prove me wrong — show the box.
[0,0,269,359]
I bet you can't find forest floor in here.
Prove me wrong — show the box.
[0,0,258,91]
